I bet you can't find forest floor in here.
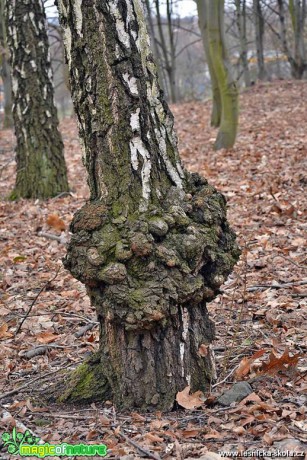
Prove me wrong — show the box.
[0,80,306,459]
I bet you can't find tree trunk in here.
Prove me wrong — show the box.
[0,0,13,128]
[289,0,306,79]
[197,0,221,127]
[277,0,306,80]
[197,0,239,150]
[235,0,251,87]
[5,0,69,199]
[57,0,239,410]
[253,0,267,81]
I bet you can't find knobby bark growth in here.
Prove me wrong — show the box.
[197,0,239,150]
[5,0,69,199]
[57,0,240,410]
[0,0,13,128]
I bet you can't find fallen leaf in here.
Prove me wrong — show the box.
[235,349,266,379]
[144,432,164,443]
[36,331,59,344]
[259,349,301,376]
[46,214,66,232]
[0,323,14,340]
[176,385,204,410]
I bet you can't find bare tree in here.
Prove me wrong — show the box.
[253,0,267,80]
[235,0,251,86]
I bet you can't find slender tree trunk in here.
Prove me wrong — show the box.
[143,0,166,94]
[56,0,239,410]
[5,0,69,199]
[277,0,306,79]
[235,0,251,87]
[197,0,239,150]
[0,0,13,128]
[289,0,306,78]
[253,0,267,81]
[197,0,221,127]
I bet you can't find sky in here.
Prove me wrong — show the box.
[45,0,198,18]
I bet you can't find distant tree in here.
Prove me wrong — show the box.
[0,0,13,128]
[5,0,69,199]
[56,0,239,409]
[253,0,267,80]
[235,0,251,87]
[197,0,239,150]
[279,0,306,78]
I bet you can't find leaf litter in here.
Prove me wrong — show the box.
[0,80,306,458]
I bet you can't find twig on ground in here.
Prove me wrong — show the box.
[75,323,96,338]
[15,267,61,335]
[211,366,236,388]
[114,429,162,460]
[21,344,75,359]
[271,254,307,270]
[247,280,307,291]
[37,231,67,244]
[0,362,74,401]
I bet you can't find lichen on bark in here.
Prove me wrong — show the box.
[57,0,240,410]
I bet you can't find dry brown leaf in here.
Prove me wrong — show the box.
[150,419,169,430]
[46,214,66,232]
[176,385,204,410]
[259,349,301,376]
[239,392,262,406]
[181,428,202,438]
[144,432,164,443]
[131,412,146,422]
[36,331,59,344]
[235,349,266,379]
[0,323,14,340]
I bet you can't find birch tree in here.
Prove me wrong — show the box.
[197,0,239,150]
[56,0,239,410]
[5,0,69,199]
[0,0,13,128]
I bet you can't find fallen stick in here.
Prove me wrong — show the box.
[15,267,61,335]
[37,231,67,244]
[247,280,307,292]
[75,323,96,338]
[114,429,162,460]
[0,363,74,401]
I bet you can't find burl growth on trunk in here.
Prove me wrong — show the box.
[61,173,240,410]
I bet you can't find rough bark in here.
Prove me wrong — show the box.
[0,0,13,128]
[235,0,251,87]
[253,0,267,81]
[5,0,69,199]
[197,0,239,150]
[57,0,240,410]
